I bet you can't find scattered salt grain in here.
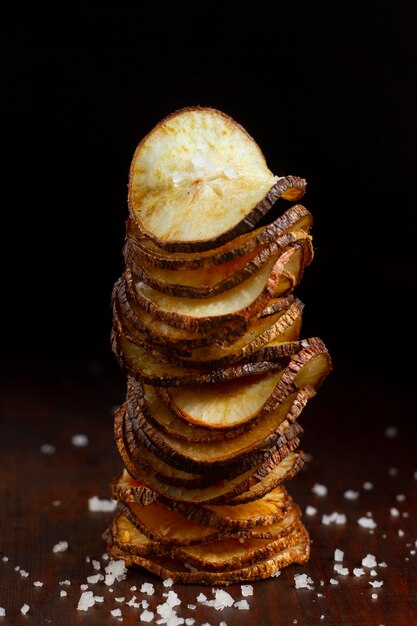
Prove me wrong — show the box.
[142,600,149,609]
[370,570,377,576]
[14,566,20,571]
[59,580,71,586]
[329,578,339,585]
[306,505,318,516]
[271,569,281,577]
[379,562,388,567]
[234,600,250,610]
[389,467,398,476]
[92,559,101,570]
[2,556,8,562]
[20,604,30,615]
[396,494,406,502]
[363,482,374,490]
[241,584,253,597]
[294,573,314,590]
[163,590,181,607]
[80,584,89,590]
[87,574,103,584]
[372,593,378,599]
[353,568,365,577]
[33,581,43,587]
[312,483,328,497]
[71,434,89,447]
[126,595,140,608]
[102,552,110,560]
[19,569,29,577]
[53,541,68,553]
[104,560,127,586]
[357,517,377,529]
[398,529,405,537]
[369,581,384,588]
[390,507,400,517]
[344,489,359,500]
[111,608,122,617]
[130,586,137,591]
[88,496,117,512]
[94,596,104,603]
[385,426,398,437]
[60,590,67,597]
[163,578,174,587]
[140,610,155,622]
[185,619,195,626]
[334,564,349,576]
[115,597,125,603]
[322,512,347,525]
[362,554,377,568]
[411,550,416,555]
[196,593,207,603]
[141,582,155,595]
[40,443,55,454]
[334,548,344,562]
[203,589,234,609]
[0,608,5,616]
[77,591,95,611]
[187,604,196,610]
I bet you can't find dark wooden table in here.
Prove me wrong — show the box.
[1,358,416,625]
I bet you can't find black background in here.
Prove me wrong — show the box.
[1,1,416,384]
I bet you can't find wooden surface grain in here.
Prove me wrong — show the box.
[0,359,416,626]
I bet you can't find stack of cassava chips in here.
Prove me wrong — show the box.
[107,107,331,584]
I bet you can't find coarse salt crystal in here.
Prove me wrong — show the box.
[353,568,365,577]
[88,496,117,512]
[369,581,384,588]
[187,604,196,610]
[396,494,406,502]
[53,541,68,553]
[312,483,328,497]
[94,596,104,603]
[2,556,8,562]
[163,590,181,607]
[294,573,314,590]
[141,582,155,595]
[357,517,376,529]
[87,574,103,584]
[203,589,234,609]
[14,566,20,571]
[362,554,377,568]
[33,581,43,587]
[77,591,95,611]
[71,434,89,447]
[60,590,67,597]
[363,482,374,490]
[140,609,155,622]
[334,564,349,575]
[105,560,127,585]
[234,600,250,609]
[241,584,253,597]
[390,507,400,517]
[80,584,88,591]
[370,570,377,576]
[0,608,5,617]
[398,529,405,537]
[322,512,347,525]
[196,593,207,602]
[111,608,122,617]
[92,559,101,570]
[163,578,174,587]
[334,549,344,562]
[385,426,398,437]
[344,489,359,500]
[271,569,281,577]
[126,595,140,608]
[379,562,388,567]
[306,505,317,516]
[372,593,378,599]
[19,569,29,577]
[130,586,137,591]
[20,604,30,615]
[329,578,339,585]
[59,579,71,586]
[185,619,195,626]
[40,443,55,454]
[115,597,125,603]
